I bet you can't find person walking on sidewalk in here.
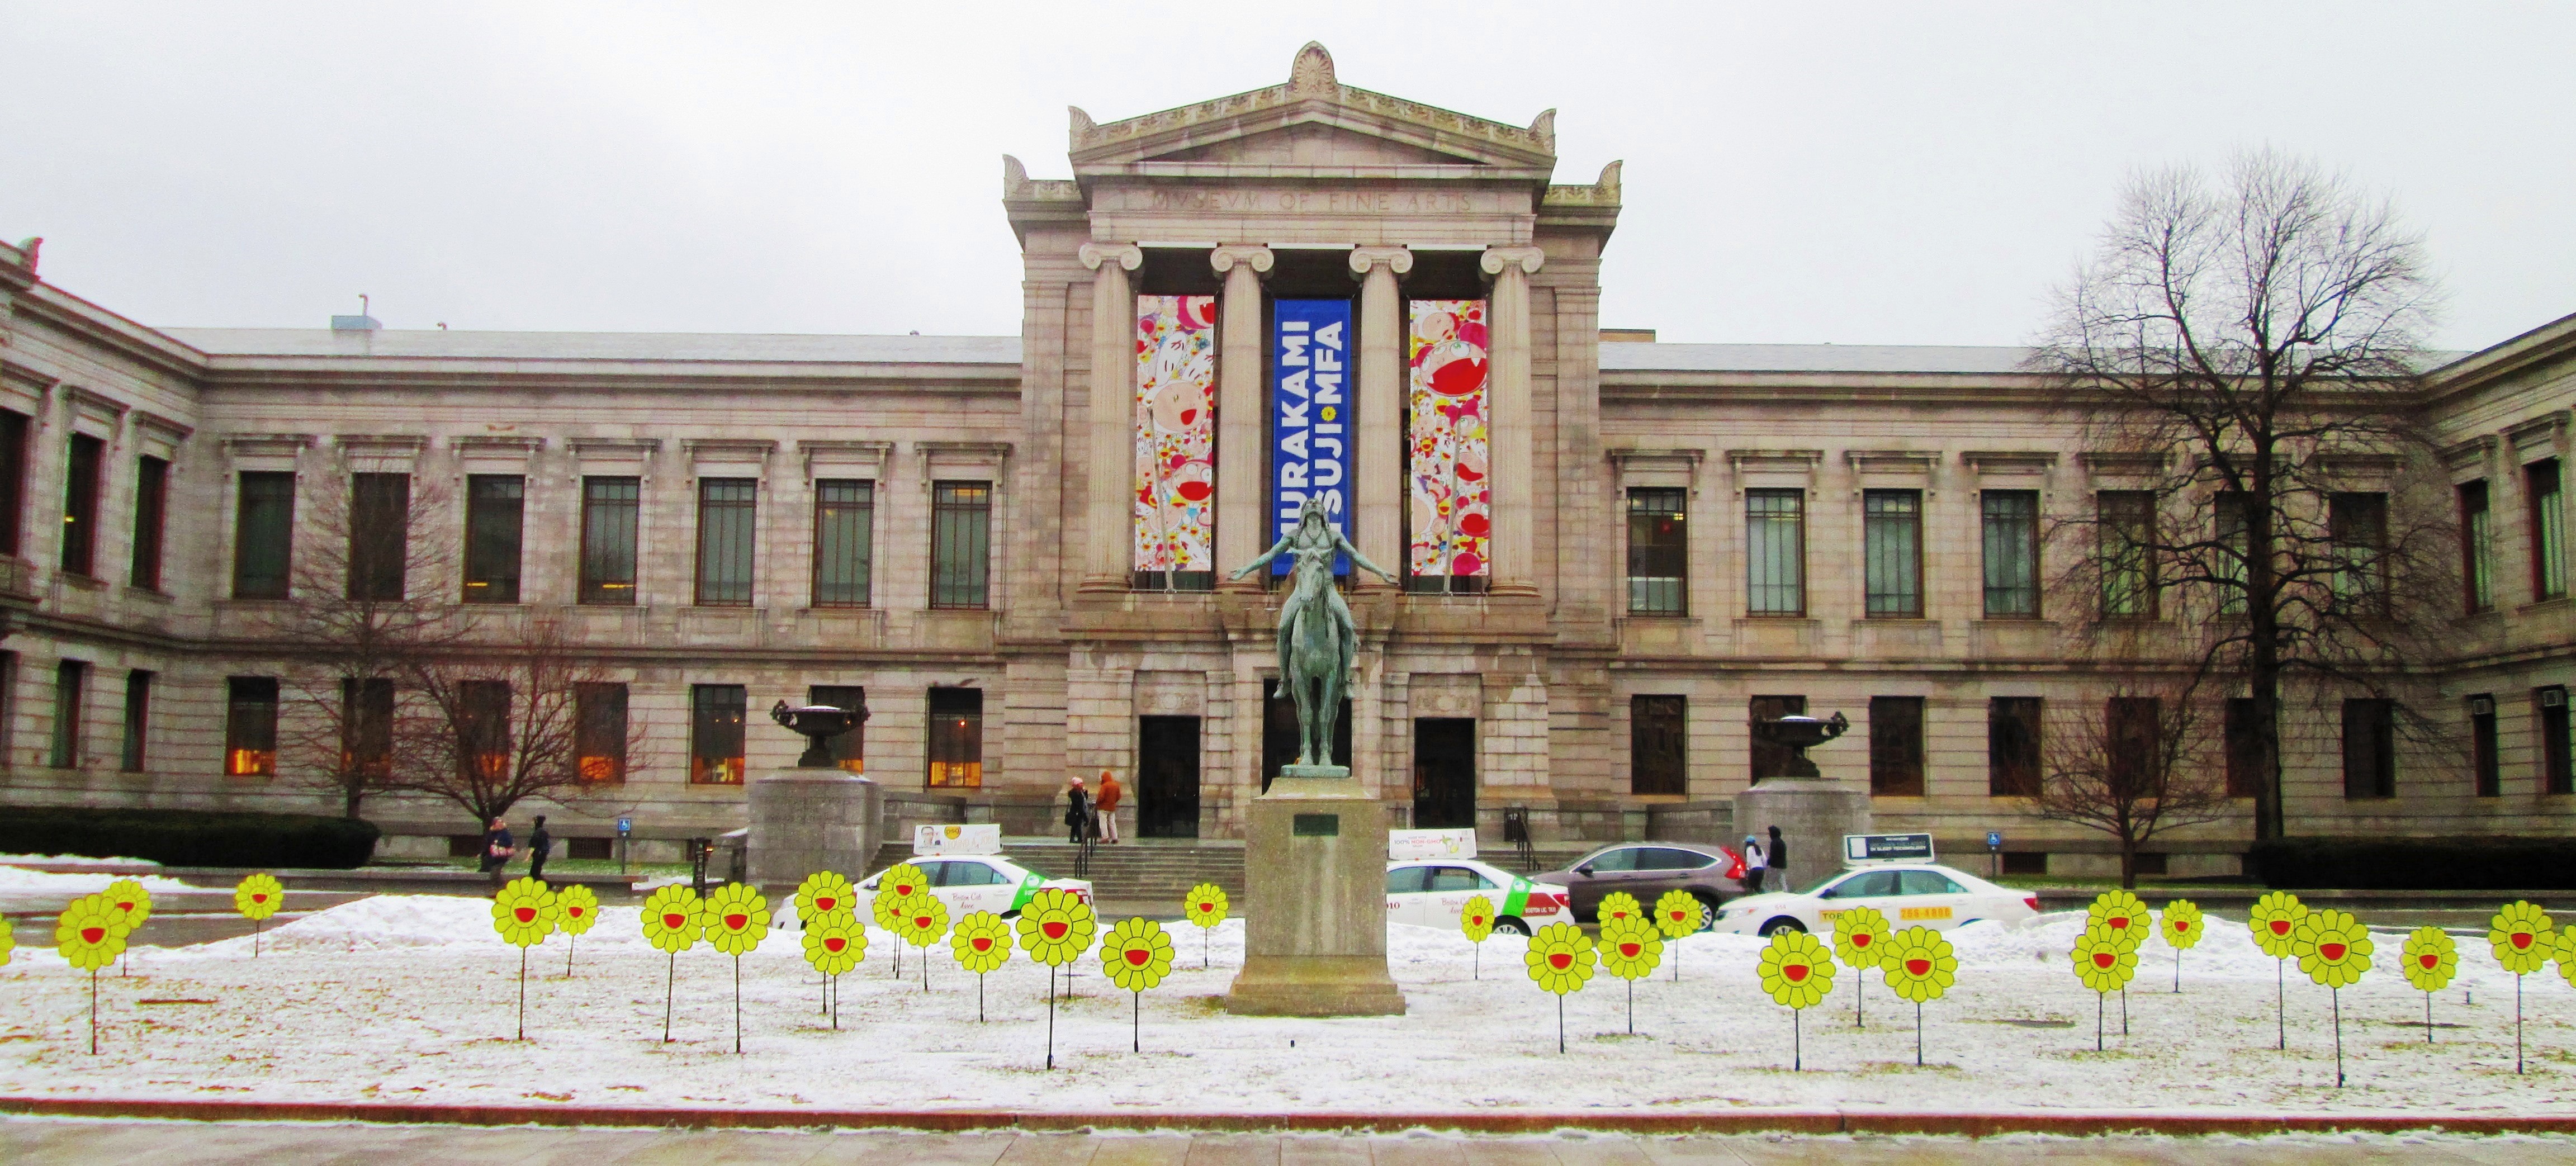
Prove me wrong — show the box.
[1767,825,1789,893]
[479,817,515,889]
[1063,775,1093,845]
[1740,835,1767,894]
[527,815,553,883]
[1093,769,1122,845]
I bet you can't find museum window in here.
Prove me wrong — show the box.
[120,670,151,772]
[1981,490,2038,618]
[0,409,27,556]
[459,680,512,780]
[1868,696,1925,796]
[1748,694,1805,781]
[2531,459,2566,601]
[225,676,278,778]
[2224,698,2262,799]
[1745,489,1805,615]
[579,476,640,605]
[2460,480,2494,613]
[574,682,628,784]
[1987,696,2041,797]
[59,433,103,577]
[809,684,866,773]
[130,456,167,591]
[812,479,874,608]
[688,684,746,785]
[694,477,756,606]
[2469,694,2500,798]
[49,658,84,768]
[2107,696,2161,798]
[2097,490,2157,619]
[931,481,992,609]
[2340,697,2396,799]
[2213,490,2250,615]
[342,676,395,781]
[463,474,524,604]
[346,472,410,601]
[1625,488,1687,615]
[2329,491,2388,611]
[1863,490,1922,617]
[2540,686,2572,796]
[927,686,984,788]
[1630,694,1686,795]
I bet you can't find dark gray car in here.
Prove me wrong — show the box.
[1533,842,1739,925]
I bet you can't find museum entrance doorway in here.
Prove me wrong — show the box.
[1136,715,1201,838]
[1412,718,1477,830]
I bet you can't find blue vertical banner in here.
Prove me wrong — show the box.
[1271,298,1353,573]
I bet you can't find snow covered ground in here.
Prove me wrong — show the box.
[6,894,2576,1117]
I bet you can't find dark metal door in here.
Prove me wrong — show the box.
[1137,715,1201,838]
[1412,718,1477,830]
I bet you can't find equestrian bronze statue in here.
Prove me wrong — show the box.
[1229,498,1398,769]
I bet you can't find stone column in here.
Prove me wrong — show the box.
[1210,245,1273,590]
[1079,241,1144,591]
[1348,247,1412,590]
[1480,246,1545,598]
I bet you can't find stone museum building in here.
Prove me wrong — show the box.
[2,45,2570,874]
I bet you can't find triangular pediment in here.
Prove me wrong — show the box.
[1154,122,1480,167]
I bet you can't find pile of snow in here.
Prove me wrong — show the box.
[0,864,199,895]
[0,854,161,869]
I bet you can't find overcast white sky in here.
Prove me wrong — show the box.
[4,3,2569,351]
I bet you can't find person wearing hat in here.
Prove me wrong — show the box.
[1093,769,1123,845]
[1063,774,1094,845]
[1740,833,1767,894]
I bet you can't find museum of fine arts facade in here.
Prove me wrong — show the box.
[2,45,2570,875]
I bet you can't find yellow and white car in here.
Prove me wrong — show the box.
[1385,858,1573,935]
[1708,862,2038,937]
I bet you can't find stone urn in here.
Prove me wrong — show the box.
[770,700,868,769]
[1750,711,1849,780]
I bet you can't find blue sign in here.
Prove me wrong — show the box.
[1271,298,1353,573]
[1987,830,2003,850]
[617,817,633,835]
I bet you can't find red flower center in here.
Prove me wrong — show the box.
[80,927,105,944]
[2269,918,2290,936]
[825,937,845,952]
[567,907,584,918]
[2093,952,2115,969]
[2173,920,2190,933]
[973,937,992,952]
[1469,915,1484,926]
[514,907,536,923]
[2513,931,2535,950]
[1852,933,1871,948]
[253,893,269,904]
[2421,953,2440,970]
[894,884,915,897]
[1618,942,1641,958]
[1199,903,1214,913]
[117,901,135,912]
[1043,921,1068,940]
[724,913,749,931]
[1905,958,1932,976]
[2109,916,2128,930]
[663,913,686,929]
[1125,948,1150,967]
[816,897,835,912]
[913,916,932,930]
[1548,952,1573,971]
[2321,942,2347,961]
[1783,964,1808,982]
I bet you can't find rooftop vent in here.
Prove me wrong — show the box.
[333,293,380,333]
[1600,328,1656,343]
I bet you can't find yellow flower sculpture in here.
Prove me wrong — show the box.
[873,862,931,929]
[492,877,561,947]
[2087,889,2150,951]
[1882,926,1957,1003]
[1759,930,1835,1009]
[897,892,951,950]
[1460,894,1497,943]
[1100,917,1176,992]
[1182,883,1230,928]
[56,894,128,973]
[102,879,153,932]
[2249,890,2308,959]
[1596,891,1644,926]
[2491,900,2555,975]
[554,884,599,936]
[1599,917,1663,980]
[953,911,1013,974]
[2160,899,2204,950]
[704,883,770,956]
[0,916,13,968]
[1526,921,1596,995]
[641,885,705,953]
[1654,889,1704,938]
[2071,922,2138,994]
[235,873,285,921]
[803,914,866,977]
[797,871,856,921]
[1016,887,1096,966]
[2291,908,2371,988]
[1831,904,1892,970]
[2402,925,2457,993]
[2557,926,2576,990]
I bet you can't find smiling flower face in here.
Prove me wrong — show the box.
[1525,922,1597,996]
[55,894,128,973]
[553,883,599,936]
[235,873,285,922]
[952,911,1013,974]
[897,894,951,948]
[2292,908,2372,988]
[873,864,931,929]
[2492,900,2556,975]
[1595,891,1643,927]
[802,914,866,977]
[2402,925,2457,993]
[2160,899,2204,951]
[1831,905,1892,970]
[640,885,704,954]
[103,879,153,930]
[703,883,770,957]
[1182,883,1230,930]
[491,877,561,947]
[1654,889,1705,939]
[2249,891,2308,959]
[797,871,856,922]
[1460,894,1497,944]
[1100,917,1176,993]
[2071,922,2139,994]
[1882,925,1957,1004]
[1758,930,1835,1009]
[1016,888,1096,967]
[1598,917,1663,982]
[2087,890,2150,952]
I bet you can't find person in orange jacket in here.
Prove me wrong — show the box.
[1093,769,1123,844]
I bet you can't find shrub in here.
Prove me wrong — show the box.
[2250,836,2576,891]
[0,807,380,869]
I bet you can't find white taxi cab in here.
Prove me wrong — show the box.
[1385,858,1573,935]
[858,854,1092,918]
[1709,862,2038,937]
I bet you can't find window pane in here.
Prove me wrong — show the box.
[2224,698,2262,799]
[927,686,983,787]
[931,482,991,609]
[2098,491,2156,618]
[1629,694,1686,795]
[464,475,524,604]
[1981,491,2037,617]
[813,479,874,607]
[575,682,628,784]
[2330,492,2388,608]
[1745,489,1804,614]
[343,676,395,780]
[2531,460,2565,600]
[1987,696,2041,797]
[233,472,297,599]
[120,670,150,772]
[0,409,27,556]
[2540,687,2573,796]
[2106,697,2161,795]
[809,684,866,774]
[1864,490,1921,617]
[61,434,102,576]
[50,660,84,767]
[695,478,756,606]
[2340,698,2395,799]
[580,477,640,605]
[1868,695,1924,795]
[1625,488,1687,615]
[690,684,747,785]
[2470,695,2500,798]
[347,473,410,601]
[2213,491,2250,615]
[131,456,168,590]
[1749,694,1806,780]
[2460,481,2493,613]
[225,676,279,778]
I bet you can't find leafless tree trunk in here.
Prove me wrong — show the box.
[2035,676,2236,889]
[2033,148,2457,842]
[395,616,649,827]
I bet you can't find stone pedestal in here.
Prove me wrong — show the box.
[1225,765,1407,1016]
[746,769,882,889]
[1732,778,1871,894]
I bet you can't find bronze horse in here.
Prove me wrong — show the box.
[1230,499,1398,767]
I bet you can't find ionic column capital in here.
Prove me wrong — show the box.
[1347,246,1413,278]
[1078,241,1144,272]
[1209,245,1275,276]
[1479,245,1546,277]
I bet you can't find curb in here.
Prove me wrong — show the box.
[6,1097,2575,1137]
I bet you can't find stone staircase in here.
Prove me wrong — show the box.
[865,837,1607,908]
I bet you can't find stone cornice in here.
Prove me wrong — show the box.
[1962,450,2059,475]
[449,435,544,454]
[132,409,194,444]
[1541,161,1622,207]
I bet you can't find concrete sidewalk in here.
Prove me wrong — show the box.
[4,1120,2570,1164]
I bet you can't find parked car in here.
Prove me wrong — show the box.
[1530,842,1740,925]
[1384,858,1572,935]
[857,854,1091,918]
[1708,862,2039,937]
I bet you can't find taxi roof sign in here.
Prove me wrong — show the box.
[913,823,1002,855]
[1843,832,1935,865]
[1388,828,1476,861]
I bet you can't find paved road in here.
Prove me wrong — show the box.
[6,1121,2573,1164]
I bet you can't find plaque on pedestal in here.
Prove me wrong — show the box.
[1225,763,1407,1016]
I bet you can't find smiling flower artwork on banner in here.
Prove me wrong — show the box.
[1408,298,1490,580]
[1134,295,1218,577]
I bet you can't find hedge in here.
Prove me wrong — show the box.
[0,807,380,870]
[2250,836,2576,891]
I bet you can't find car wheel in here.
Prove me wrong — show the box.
[1758,917,1806,937]
[1494,917,1532,937]
[1689,890,1722,932]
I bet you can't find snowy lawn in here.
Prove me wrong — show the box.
[6,895,2576,1116]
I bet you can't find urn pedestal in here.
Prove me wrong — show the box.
[746,770,881,890]
[1224,765,1407,1016]
[1732,778,1871,895]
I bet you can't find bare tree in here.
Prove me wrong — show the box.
[2033,148,2457,841]
[2035,677,2236,889]
[394,617,647,827]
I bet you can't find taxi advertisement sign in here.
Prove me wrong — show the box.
[1388,828,1477,861]
[913,823,1002,855]
[1844,833,1936,864]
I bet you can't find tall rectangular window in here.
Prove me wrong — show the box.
[694,478,756,606]
[2341,697,2395,799]
[347,472,410,601]
[1625,488,1687,615]
[120,670,151,772]
[580,476,640,605]
[812,479,874,608]
[342,677,395,781]
[2460,481,2494,613]
[49,659,85,767]
[1745,489,1805,615]
[1869,695,1925,795]
[2098,490,2157,619]
[2214,491,2250,615]
[233,472,296,599]
[688,684,746,785]
[1630,694,1686,795]
[809,684,866,773]
[130,456,168,590]
[2108,696,2161,795]
[927,687,984,788]
[463,474,524,604]
[1863,490,1922,617]
[0,409,27,556]
[225,676,279,778]
[1987,696,2041,797]
[459,680,512,780]
[574,682,628,784]
[2329,492,2389,609]
[2224,697,2262,799]
[2541,686,2573,797]
[1981,490,2038,617]
[60,434,103,577]
[1749,694,1806,781]
[931,481,992,609]
[2470,695,2500,798]
[2531,459,2566,601]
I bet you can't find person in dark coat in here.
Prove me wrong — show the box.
[1063,776,1093,844]
[479,817,515,888]
[527,815,552,883]
[1767,825,1788,891]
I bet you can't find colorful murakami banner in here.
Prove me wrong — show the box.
[640,884,704,1043]
[2071,921,2138,1051]
[1882,925,1957,1067]
[1526,921,1597,1054]
[952,910,1012,1022]
[1654,889,1704,982]
[235,873,284,957]
[2400,924,2456,1042]
[1016,887,1097,1069]
[55,893,127,1055]
[1598,917,1662,1035]
[2160,899,2204,992]
[2293,908,2373,1088]
[1271,298,1352,574]
[1407,298,1490,582]
[1759,930,1836,1070]
[1134,295,1218,581]
[491,876,560,1040]
[1100,917,1176,1052]
[802,914,865,1030]
[1182,882,1229,970]
[1830,904,1891,1028]
[2491,899,2554,1074]
[2250,890,2309,1050]
[555,883,599,978]
[704,883,771,1054]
